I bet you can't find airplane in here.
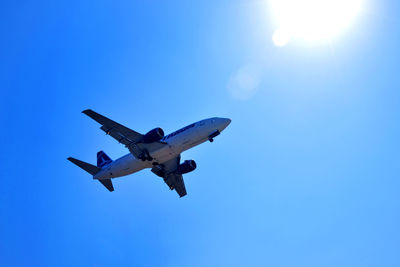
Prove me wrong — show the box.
[68,109,231,197]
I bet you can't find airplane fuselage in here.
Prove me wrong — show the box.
[94,117,230,180]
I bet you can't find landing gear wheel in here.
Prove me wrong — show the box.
[139,150,152,161]
[144,150,153,161]
[209,138,214,142]
[139,153,147,161]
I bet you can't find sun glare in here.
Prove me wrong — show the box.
[270,0,362,46]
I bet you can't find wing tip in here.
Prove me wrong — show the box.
[82,109,92,114]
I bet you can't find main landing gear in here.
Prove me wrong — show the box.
[139,149,153,161]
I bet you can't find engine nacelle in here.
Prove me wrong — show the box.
[177,160,197,174]
[143,127,164,143]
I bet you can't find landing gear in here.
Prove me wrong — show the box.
[208,130,220,143]
[139,149,153,161]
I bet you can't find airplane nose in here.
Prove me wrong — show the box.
[218,118,231,131]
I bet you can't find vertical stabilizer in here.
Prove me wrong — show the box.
[97,151,112,168]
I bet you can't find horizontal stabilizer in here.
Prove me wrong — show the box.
[67,157,100,175]
[99,179,114,192]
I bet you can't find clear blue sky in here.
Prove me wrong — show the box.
[1,1,399,266]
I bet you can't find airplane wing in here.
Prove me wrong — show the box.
[82,109,167,159]
[82,109,143,145]
[152,155,187,197]
[164,173,187,197]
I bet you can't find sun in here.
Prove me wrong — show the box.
[270,0,362,46]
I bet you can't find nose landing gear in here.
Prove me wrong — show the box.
[208,130,220,143]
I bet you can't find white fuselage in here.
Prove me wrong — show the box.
[94,117,231,180]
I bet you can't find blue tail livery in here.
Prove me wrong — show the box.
[97,151,112,168]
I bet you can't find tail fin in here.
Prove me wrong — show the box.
[97,151,112,168]
[67,157,114,192]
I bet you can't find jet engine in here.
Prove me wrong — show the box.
[177,160,197,174]
[143,128,164,143]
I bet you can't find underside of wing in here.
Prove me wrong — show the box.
[151,155,188,197]
[164,173,187,197]
[82,109,169,160]
[82,109,143,145]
